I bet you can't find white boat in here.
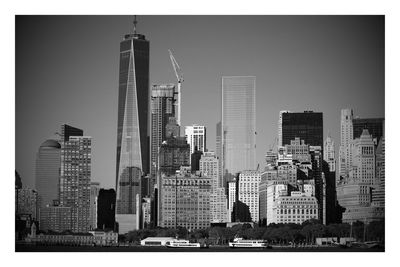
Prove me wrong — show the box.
[165,239,201,248]
[229,238,269,248]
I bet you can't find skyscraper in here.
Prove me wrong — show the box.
[35,139,61,209]
[278,110,290,147]
[150,84,175,193]
[59,132,92,233]
[89,182,100,230]
[115,19,150,233]
[353,117,384,145]
[222,76,256,180]
[339,108,354,180]
[184,124,206,156]
[280,111,323,147]
[97,189,116,231]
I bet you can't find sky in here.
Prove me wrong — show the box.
[15,15,384,190]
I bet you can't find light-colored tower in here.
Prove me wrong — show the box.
[238,170,261,222]
[185,125,206,157]
[339,108,353,180]
[60,135,92,233]
[35,139,61,209]
[222,76,256,180]
[200,151,228,222]
[89,182,100,230]
[324,135,336,173]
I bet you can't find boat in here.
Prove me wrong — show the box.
[165,239,201,248]
[228,238,269,248]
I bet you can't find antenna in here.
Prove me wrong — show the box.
[133,15,137,34]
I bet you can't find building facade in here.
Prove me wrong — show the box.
[339,108,354,180]
[115,24,150,233]
[280,111,323,147]
[160,173,211,230]
[16,188,38,220]
[270,191,318,225]
[185,125,207,157]
[222,76,256,181]
[97,189,116,230]
[238,171,261,222]
[35,139,61,209]
[39,206,72,232]
[150,84,175,193]
[353,118,384,145]
[59,134,92,233]
[89,182,100,230]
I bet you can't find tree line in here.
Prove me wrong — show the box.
[123,219,384,245]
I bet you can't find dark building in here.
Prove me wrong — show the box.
[97,189,116,231]
[141,176,150,198]
[281,111,323,148]
[60,124,83,142]
[309,146,325,224]
[191,146,203,172]
[322,160,340,225]
[353,118,384,144]
[159,136,190,176]
[115,19,149,233]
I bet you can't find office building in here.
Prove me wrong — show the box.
[373,136,385,208]
[310,146,325,224]
[159,136,190,176]
[16,187,38,220]
[97,189,116,230]
[280,111,323,147]
[150,84,175,193]
[227,180,236,221]
[350,129,376,185]
[115,20,150,233]
[278,110,290,147]
[200,152,228,222]
[221,76,256,180]
[191,147,203,172]
[339,108,354,180]
[35,139,61,209]
[89,182,100,230]
[59,133,92,233]
[266,184,289,225]
[216,122,223,186]
[141,197,151,228]
[39,206,72,232]
[324,135,336,173]
[159,170,211,229]
[238,170,261,222]
[185,125,206,157]
[353,118,384,145]
[271,191,318,225]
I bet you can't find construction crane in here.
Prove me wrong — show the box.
[168,49,184,126]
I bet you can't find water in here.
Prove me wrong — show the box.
[16,244,384,252]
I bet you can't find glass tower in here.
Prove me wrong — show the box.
[222,76,256,180]
[115,27,149,233]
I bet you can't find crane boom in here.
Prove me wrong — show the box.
[168,49,183,127]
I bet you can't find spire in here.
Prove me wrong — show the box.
[133,15,137,34]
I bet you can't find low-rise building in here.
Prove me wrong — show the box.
[271,191,318,225]
[88,230,118,246]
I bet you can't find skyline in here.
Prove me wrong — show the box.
[15,15,384,189]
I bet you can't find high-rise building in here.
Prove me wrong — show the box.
[35,139,61,209]
[190,147,203,172]
[97,189,116,231]
[215,121,223,186]
[337,129,384,223]
[310,146,325,224]
[238,170,261,223]
[339,108,354,180]
[185,125,206,157]
[265,183,288,225]
[227,180,236,221]
[373,135,385,208]
[59,133,92,233]
[89,182,100,230]
[159,136,190,177]
[278,110,290,147]
[200,152,228,222]
[141,197,151,228]
[324,135,336,173]
[150,84,175,192]
[16,187,38,220]
[222,76,256,181]
[39,206,72,232]
[353,118,384,145]
[160,171,211,229]
[115,20,150,233]
[280,111,323,147]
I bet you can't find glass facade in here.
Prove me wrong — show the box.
[281,111,323,147]
[115,32,150,232]
[222,76,256,180]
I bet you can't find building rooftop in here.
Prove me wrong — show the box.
[40,139,61,149]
